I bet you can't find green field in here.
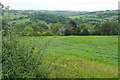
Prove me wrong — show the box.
[20,36,118,78]
[12,19,30,25]
[68,10,117,22]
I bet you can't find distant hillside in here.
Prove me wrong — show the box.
[14,10,89,17]
[8,10,118,26]
[47,10,89,17]
[7,10,70,24]
[29,11,70,23]
[69,10,118,25]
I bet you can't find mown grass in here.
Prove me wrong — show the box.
[19,36,118,78]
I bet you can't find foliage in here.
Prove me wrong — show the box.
[65,21,90,35]
[65,20,77,35]
[2,35,43,78]
[50,23,65,35]
[30,12,69,23]
[40,31,52,36]
[22,26,34,36]
[1,3,52,78]
[100,22,118,35]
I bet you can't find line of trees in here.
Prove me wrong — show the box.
[64,21,119,36]
[15,20,118,36]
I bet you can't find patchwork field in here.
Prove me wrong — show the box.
[20,36,118,78]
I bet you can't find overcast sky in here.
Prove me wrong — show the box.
[1,0,120,11]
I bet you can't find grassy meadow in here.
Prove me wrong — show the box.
[19,36,118,78]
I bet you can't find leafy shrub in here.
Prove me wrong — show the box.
[40,31,52,36]
[1,4,51,79]
[2,23,45,78]
[20,26,34,36]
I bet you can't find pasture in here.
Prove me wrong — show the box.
[20,36,118,78]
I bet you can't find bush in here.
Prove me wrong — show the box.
[22,27,34,36]
[40,31,52,36]
[2,26,45,78]
[1,4,48,78]
[2,21,53,79]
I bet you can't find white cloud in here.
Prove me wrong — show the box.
[1,0,119,11]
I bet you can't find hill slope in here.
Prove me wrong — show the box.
[69,10,118,25]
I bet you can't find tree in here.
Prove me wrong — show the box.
[110,21,118,35]
[69,20,77,29]
[81,28,89,35]
[64,28,71,35]
[31,23,43,32]
[100,22,112,35]
[65,20,78,35]
[50,23,65,35]
[78,24,90,35]
[23,27,34,36]
[37,21,48,29]
[92,28,102,35]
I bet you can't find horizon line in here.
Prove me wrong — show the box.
[10,9,118,12]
